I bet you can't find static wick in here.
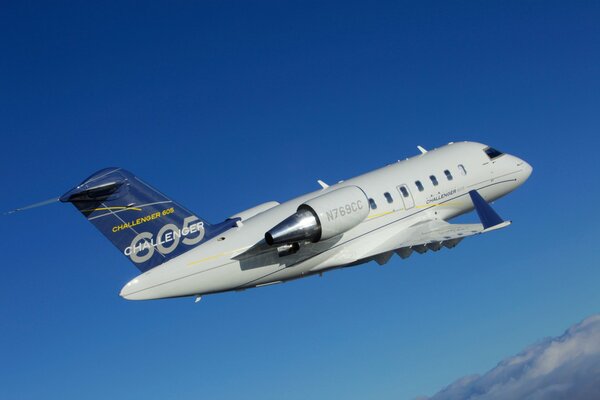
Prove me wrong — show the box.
[4,197,60,215]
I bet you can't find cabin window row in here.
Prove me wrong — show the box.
[415,164,467,192]
[368,164,467,209]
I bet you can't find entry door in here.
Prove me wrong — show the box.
[396,184,415,209]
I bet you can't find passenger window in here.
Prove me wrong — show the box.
[458,164,467,175]
[400,186,409,197]
[444,169,453,181]
[384,192,393,203]
[369,198,377,210]
[430,175,438,186]
[415,180,424,192]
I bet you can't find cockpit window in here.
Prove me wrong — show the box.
[484,147,504,159]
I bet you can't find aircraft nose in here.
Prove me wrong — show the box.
[517,158,533,181]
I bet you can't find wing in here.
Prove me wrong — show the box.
[371,190,512,265]
[400,220,481,248]
[367,219,511,265]
[401,219,509,250]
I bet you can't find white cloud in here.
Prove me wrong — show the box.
[422,314,600,400]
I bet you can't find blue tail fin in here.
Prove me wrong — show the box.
[60,168,237,272]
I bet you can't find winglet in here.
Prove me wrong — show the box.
[417,145,427,154]
[468,190,507,229]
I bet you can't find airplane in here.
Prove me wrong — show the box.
[12,141,532,301]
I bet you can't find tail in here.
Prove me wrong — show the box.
[60,168,237,272]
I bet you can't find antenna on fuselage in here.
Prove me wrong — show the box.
[417,145,427,154]
[317,180,329,189]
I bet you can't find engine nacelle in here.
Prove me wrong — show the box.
[265,186,369,246]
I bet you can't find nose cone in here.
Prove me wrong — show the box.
[520,160,533,181]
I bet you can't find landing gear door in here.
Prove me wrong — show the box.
[396,184,415,210]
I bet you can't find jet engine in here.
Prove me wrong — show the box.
[265,186,369,246]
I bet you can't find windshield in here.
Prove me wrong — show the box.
[484,147,504,159]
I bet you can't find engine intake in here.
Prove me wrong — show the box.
[265,186,369,246]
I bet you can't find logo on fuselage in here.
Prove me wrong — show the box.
[124,216,205,263]
[426,188,459,204]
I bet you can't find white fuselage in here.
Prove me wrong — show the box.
[120,142,532,300]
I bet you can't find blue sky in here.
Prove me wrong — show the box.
[1,1,599,399]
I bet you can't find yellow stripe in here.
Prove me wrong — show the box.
[187,252,231,266]
[187,246,251,266]
[83,206,142,212]
[367,211,394,219]
[186,200,467,266]
[415,201,465,209]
